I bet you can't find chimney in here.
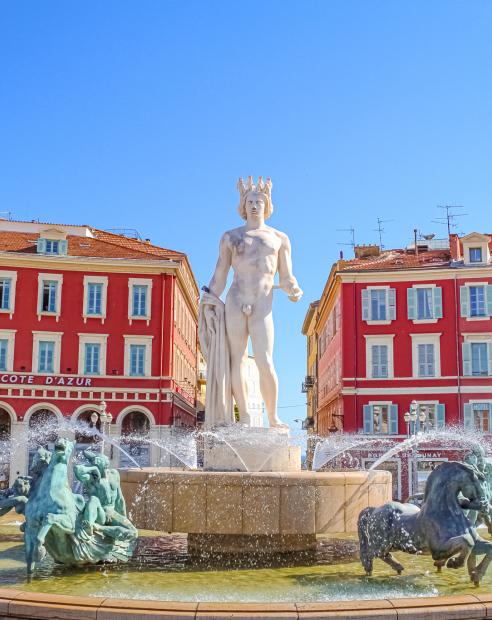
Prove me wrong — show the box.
[449,234,461,261]
[354,244,381,259]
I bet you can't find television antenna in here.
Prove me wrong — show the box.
[373,218,393,249]
[432,205,467,236]
[336,226,355,253]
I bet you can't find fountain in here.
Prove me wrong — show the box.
[0,178,489,619]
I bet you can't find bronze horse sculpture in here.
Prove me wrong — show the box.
[358,461,492,586]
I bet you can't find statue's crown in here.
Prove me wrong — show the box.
[237,176,272,201]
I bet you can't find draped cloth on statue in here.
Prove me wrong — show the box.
[198,291,234,428]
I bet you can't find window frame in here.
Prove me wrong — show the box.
[411,333,441,378]
[77,333,108,376]
[124,335,153,377]
[0,271,17,319]
[128,278,153,325]
[0,330,16,372]
[365,335,395,379]
[32,331,63,374]
[83,276,108,323]
[362,286,396,325]
[37,273,63,321]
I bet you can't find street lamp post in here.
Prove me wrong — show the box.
[403,400,426,496]
[90,400,113,456]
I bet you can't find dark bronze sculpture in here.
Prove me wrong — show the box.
[358,461,492,586]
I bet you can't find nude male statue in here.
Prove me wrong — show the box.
[205,176,302,428]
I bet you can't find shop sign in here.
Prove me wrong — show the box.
[0,374,93,386]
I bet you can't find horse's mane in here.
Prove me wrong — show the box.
[423,461,479,501]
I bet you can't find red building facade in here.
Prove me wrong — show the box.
[0,219,199,483]
[310,233,492,500]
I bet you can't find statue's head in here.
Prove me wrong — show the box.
[237,176,273,220]
[53,437,74,464]
[30,447,52,476]
[84,449,110,474]
[12,476,30,497]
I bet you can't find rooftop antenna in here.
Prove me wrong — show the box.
[336,226,355,254]
[432,205,467,236]
[373,218,393,250]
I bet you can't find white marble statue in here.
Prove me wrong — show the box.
[198,176,302,429]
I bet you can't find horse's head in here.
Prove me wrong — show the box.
[454,462,489,510]
[83,449,110,476]
[30,447,52,476]
[52,437,75,464]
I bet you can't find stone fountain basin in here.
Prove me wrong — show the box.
[0,589,491,619]
[120,468,392,553]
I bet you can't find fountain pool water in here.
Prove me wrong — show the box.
[1,518,492,603]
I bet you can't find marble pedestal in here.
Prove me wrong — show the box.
[202,426,301,472]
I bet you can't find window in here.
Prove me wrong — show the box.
[124,336,153,377]
[37,238,67,255]
[371,345,388,378]
[470,286,486,317]
[463,340,492,377]
[464,403,492,433]
[362,287,396,323]
[365,335,394,379]
[32,332,62,374]
[0,271,17,317]
[41,281,57,312]
[363,404,398,434]
[45,240,60,254]
[418,344,435,377]
[84,343,101,375]
[416,288,433,320]
[132,285,148,317]
[38,274,63,319]
[0,279,11,311]
[0,340,7,372]
[87,283,103,315]
[38,341,55,373]
[128,278,152,323]
[78,333,108,375]
[407,286,442,322]
[460,284,492,319]
[472,343,489,376]
[130,345,145,376]
[413,403,445,432]
[470,248,483,263]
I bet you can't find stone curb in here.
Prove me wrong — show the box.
[0,589,492,619]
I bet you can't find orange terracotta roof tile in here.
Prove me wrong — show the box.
[0,230,185,262]
[340,249,451,272]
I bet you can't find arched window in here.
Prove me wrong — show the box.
[28,408,58,472]
[0,408,11,489]
[74,410,102,461]
[120,411,151,467]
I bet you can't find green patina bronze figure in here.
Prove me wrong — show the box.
[21,438,136,575]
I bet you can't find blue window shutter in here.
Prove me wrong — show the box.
[389,404,398,434]
[37,238,46,254]
[436,404,445,429]
[407,288,416,320]
[460,286,469,317]
[388,288,396,321]
[433,287,443,319]
[488,342,492,376]
[59,240,68,255]
[487,285,492,317]
[362,289,369,321]
[463,342,472,376]
[464,403,473,430]
[363,405,373,433]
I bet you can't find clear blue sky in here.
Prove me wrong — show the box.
[1,1,492,428]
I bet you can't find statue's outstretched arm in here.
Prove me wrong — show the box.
[208,233,231,298]
[74,464,99,484]
[278,234,303,302]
